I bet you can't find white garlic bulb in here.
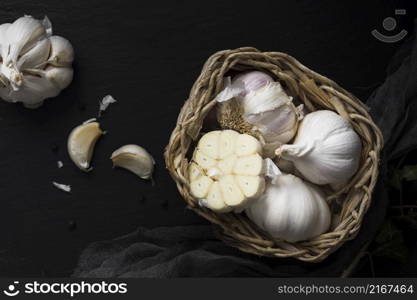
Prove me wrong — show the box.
[216,72,302,158]
[189,130,266,213]
[242,82,302,156]
[246,162,331,242]
[276,110,362,185]
[0,16,74,109]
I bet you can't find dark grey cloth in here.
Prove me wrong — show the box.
[73,23,417,278]
[367,21,417,160]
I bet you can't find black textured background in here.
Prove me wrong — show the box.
[0,0,416,277]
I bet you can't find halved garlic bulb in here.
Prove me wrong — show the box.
[67,120,103,172]
[189,130,265,213]
[111,145,155,180]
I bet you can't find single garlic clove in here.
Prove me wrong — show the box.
[5,16,47,63]
[188,162,204,181]
[205,182,232,213]
[218,175,245,207]
[233,154,264,176]
[48,36,74,67]
[235,133,262,157]
[197,130,221,159]
[110,144,155,180]
[190,175,213,198]
[67,121,104,172]
[18,38,51,70]
[44,66,73,90]
[192,149,217,170]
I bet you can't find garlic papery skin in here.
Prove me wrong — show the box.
[48,36,74,67]
[67,120,104,172]
[0,15,74,108]
[215,71,273,103]
[233,71,274,96]
[217,79,301,158]
[111,145,155,180]
[246,163,331,242]
[276,110,362,185]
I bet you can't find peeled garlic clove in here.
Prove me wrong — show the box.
[205,182,231,213]
[217,155,237,174]
[218,129,239,159]
[67,121,103,172]
[193,149,217,170]
[235,133,262,156]
[111,144,155,180]
[197,130,221,159]
[190,175,213,198]
[235,175,265,199]
[218,175,245,207]
[233,154,264,176]
[188,162,204,181]
[48,36,74,67]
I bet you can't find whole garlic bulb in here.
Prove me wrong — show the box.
[216,71,302,157]
[243,82,302,156]
[0,16,74,109]
[246,167,331,242]
[276,110,362,185]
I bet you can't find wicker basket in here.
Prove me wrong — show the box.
[164,47,383,262]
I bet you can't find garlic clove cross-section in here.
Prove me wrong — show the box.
[67,120,104,172]
[188,130,266,213]
[111,144,155,180]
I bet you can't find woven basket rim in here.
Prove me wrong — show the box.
[164,47,383,262]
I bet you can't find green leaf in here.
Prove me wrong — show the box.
[388,169,402,190]
[375,220,403,244]
[373,220,409,263]
[401,165,417,181]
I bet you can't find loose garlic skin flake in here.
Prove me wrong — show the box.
[67,121,103,172]
[0,16,74,108]
[111,145,155,180]
[189,130,265,213]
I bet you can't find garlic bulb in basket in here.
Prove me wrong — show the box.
[216,71,302,157]
[0,16,74,109]
[189,130,266,213]
[276,110,362,185]
[246,161,331,242]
